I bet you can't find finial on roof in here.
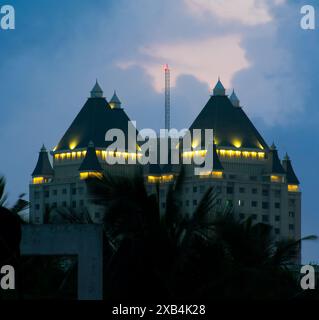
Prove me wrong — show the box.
[41,144,47,152]
[109,90,122,109]
[88,140,95,148]
[270,142,277,150]
[230,89,240,107]
[90,80,103,98]
[284,153,290,161]
[213,78,226,96]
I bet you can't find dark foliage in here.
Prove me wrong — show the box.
[87,171,318,300]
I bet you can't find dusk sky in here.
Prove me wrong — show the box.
[0,0,318,262]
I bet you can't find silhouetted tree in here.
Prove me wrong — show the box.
[87,171,317,300]
[0,176,28,299]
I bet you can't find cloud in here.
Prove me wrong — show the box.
[184,0,286,26]
[118,35,250,92]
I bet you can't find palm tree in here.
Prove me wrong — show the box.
[87,171,316,300]
[0,176,29,221]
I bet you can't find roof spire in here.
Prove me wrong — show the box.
[32,145,54,178]
[229,89,240,107]
[282,153,300,185]
[90,80,103,98]
[284,152,290,161]
[213,78,226,96]
[79,141,103,173]
[109,90,122,109]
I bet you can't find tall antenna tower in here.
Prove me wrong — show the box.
[164,64,170,131]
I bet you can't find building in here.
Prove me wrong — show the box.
[30,81,141,223]
[30,79,301,244]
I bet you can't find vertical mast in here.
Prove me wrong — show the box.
[164,64,170,131]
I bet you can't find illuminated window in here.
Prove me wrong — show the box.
[288,184,299,192]
[32,177,50,184]
[271,175,283,183]
[80,172,103,180]
[212,171,223,179]
[147,176,161,184]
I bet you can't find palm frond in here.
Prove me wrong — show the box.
[0,176,7,207]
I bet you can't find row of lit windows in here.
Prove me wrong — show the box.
[147,175,174,184]
[54,150,142,162]
[182,149,266,160]
[217,149,265,160]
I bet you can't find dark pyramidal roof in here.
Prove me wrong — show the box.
[189,80,269,150]
[269,143,286,175]
[55,82,137,152]
[282,153,300,185]
[79,141,103,172]
[32,145,54,177]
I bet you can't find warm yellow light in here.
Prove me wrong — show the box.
[219,149,226,156]
[71,152,76,160]
[258,152,265,159]
[147,176,162,183]
[69,141,78,150]
[107,151,142,160]
[212,171,223,179]
[53,146,57,152]
[288,184,299,192]
[226,150,234,157]
[192,140,199,149]
[32,177,46,184]
[77,151,82,158]
[96,150,101,158]
[199,171,212,177]
[80,172,103,180]
[271,175,283,183]
[233,139,242,148]
[54,154,60,160]
[33,177,44,184]
[161,175,174,182]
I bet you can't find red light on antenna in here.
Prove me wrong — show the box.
[164,64,169,71]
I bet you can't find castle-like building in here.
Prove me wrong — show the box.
[30,80,301,242]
